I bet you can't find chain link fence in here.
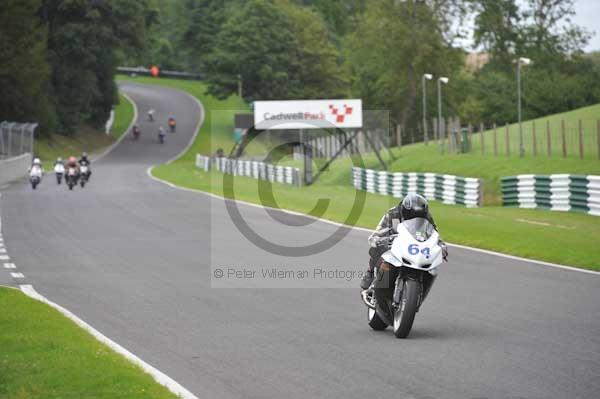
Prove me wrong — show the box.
[0,121,36,160]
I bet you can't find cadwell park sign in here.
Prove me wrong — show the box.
[254,99,363,130]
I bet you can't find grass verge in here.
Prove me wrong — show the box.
[0,287,179,399]
[119,76,599,270]
[35,93,134,170]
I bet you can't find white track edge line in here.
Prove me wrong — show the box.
[19,284,199,399]
[146,168,600,276]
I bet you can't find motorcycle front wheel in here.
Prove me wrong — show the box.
[393,279,420,338]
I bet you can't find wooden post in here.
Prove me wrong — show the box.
[396,124,401,149]
[547,120,552,156]
[480,123,485,155]
[468,124,473,152]
[532,120,537,156]
[448,119,452,154]
[505,123,510,156]
[493,123,498,156]
[561,119,567,158]
[578,119,584,159]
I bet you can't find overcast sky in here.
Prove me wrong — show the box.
[573,0,600,51]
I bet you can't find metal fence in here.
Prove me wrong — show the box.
[292,130,391,160]
[400,117,600,160]
[0,121,36,160]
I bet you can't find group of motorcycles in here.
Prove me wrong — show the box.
[133,110,176,144]
[31,162,91,191]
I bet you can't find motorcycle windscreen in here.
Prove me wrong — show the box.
[402,217,435,242]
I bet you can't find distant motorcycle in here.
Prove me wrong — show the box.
[361,218,446,338]
[168,118,176,133]
[54,163,65,184]
[158,129,166,144]
[79,164,90,187]
[66,167,78,190]
[30,174,41,190]
[29,166,43,190]
[132,126,141,140]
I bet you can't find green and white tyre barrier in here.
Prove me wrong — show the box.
[196,154,301,186]
[501,174,600,216]
[351,168,483,207]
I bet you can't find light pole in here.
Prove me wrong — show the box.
[422,73,433,144]
[437,77,449,148]
[517,57,531,157]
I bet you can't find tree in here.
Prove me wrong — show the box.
[0,0,54,134]
[471,0,522,69]
[42,0,151,133]
[183,0,231,72]
[345,0,463,127]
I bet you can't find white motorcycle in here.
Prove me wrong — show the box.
[29,166,43,190]
[361,217,445,338]
[54,163,65,184]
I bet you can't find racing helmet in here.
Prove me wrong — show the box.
[57,157,62,162]
[400,193,429,221]
[33,158,41,165]
[82,152,88,158]
[68,156,77,164]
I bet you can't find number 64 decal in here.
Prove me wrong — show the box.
[408,244,430,258]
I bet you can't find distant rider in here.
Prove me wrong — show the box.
[66,156,80,180]
[158,125,166,143]
[148,109,155,122]
[168,116,176,132]
[360,193,448,290]
[54,157,64,168]
[78,152,91,178]
[29,158,44,177]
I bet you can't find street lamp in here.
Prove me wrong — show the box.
[517,57,532,157]
[422,73,433,144]
[437,77,449,146]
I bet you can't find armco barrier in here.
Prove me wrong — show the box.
[196,154,301,186]
[351,167,483,207]
[0,153,32,186]
[501,174,600,216]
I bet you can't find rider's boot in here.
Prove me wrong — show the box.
[360,270,374,290]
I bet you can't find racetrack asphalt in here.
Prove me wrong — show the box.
[1,82,598,399]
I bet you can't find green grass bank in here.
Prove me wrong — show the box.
[0,287,179,399]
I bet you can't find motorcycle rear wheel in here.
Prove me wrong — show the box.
[368,307,387,331]
[393,279,420,338]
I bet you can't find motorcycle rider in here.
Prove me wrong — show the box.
[360,193,448,290]
[66,155,79,178]
[132,124,141,139]
[168,116,176,132]
[29,157,44,176]
[158,125,166,143]
[54,157,64,168]
[78,152,91,178]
